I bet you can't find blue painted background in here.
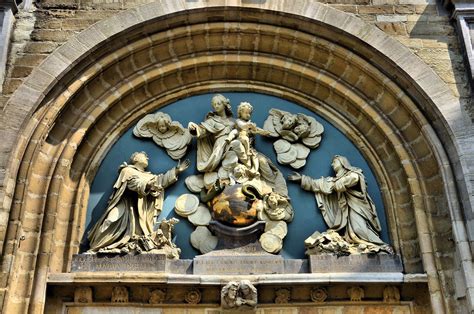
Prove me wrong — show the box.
[82,93,390,259]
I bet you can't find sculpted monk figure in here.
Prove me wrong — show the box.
[289,155,392,254]
[87,152,189,256]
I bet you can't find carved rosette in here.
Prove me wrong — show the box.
[310,287,328,303]
[184,288,202,304]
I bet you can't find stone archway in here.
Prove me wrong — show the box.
[0,1,471,313]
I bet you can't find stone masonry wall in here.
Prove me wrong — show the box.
[0,0,471,312]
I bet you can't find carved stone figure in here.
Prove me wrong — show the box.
[274,288,291,304]
[149,289,166,304]
[86,152,189,258]
[221,281,240,309]
[226,102,270,168]
[133,112,192,160]
[347,286,364,302]
[383,286,401,303]
[264,108,324,169]
[289,155,393,255]
[111,286,129,303]
[221,280,257,310]
[179,95,293,254]
[74,286,93,303]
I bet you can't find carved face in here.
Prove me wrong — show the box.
[294,121,309,136]
[267,194,278,209]
[240,285,250,296]
[264,193,289,220]
[233,164,247,179]
[281,114,297,129]
[238,106,252,121]
[228,286,238,299]
[331,157,343,173]
[157,118,169,133]
[134,153,149,168]
[212,98,225,114]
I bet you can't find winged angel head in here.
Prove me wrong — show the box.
[263,108,324,169]
[133,112,192,160]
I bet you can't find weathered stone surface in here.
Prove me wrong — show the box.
[309,254,403,273]
[71,254,167,272]
[194,254,284,275]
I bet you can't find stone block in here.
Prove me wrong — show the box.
[376,22,407,36]
[71,254,167,272]
[193,254,284,275]
[358,5,394,14]
[309,254,403,273]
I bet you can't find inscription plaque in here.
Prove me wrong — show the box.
[71,254,167,272]
[193,254,284,275]
[309,254,403,273]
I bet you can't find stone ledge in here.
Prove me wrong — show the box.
[48,272,426,285]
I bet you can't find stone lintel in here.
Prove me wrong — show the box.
[309,254,403,273]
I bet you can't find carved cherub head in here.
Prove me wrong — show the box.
[155,112,172,133]
[233,164,249,181]
[264,193,292,221]
[294,116,310,137]
[237,102,253,121]
[280,113,297,130]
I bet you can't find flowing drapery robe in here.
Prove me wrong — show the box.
[301,170,385,246]
[194,113,235,172]
[87,164,178,252]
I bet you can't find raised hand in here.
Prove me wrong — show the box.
[177,159,191,173]
[287,171,302,182]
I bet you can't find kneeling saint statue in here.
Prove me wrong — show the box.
[87,151,189,258]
